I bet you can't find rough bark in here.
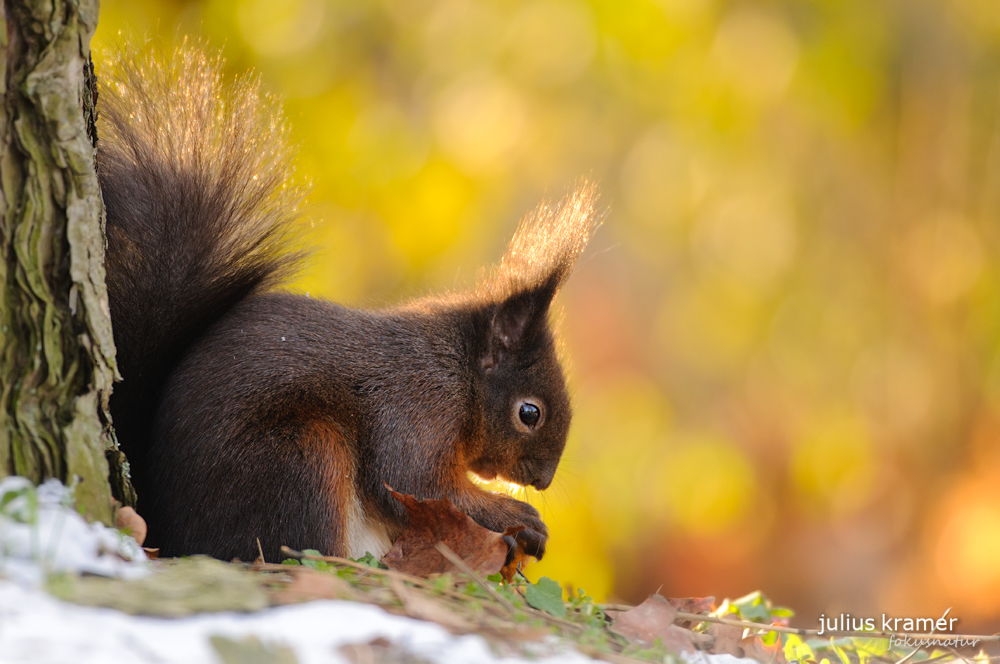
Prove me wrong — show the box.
[0,0,133,523]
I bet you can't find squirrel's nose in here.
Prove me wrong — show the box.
[530,469,556,490]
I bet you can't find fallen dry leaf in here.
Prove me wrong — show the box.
[740,634,787,664]
[389,576,473,632]
[115,506,147,546]
[667,596,715,629]
[667,596,715,614]
[271,568,357,605]
[380,491,507,577]
[610,594,697,653]
[707,622,744,656]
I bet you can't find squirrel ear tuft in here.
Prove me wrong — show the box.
[480,184,599,369]
[482,183,599,302]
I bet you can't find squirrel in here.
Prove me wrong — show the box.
[98,43,597,564]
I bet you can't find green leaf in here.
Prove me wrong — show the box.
[351,552,388,570]
[280,559,301,566]
[486,573,503,583]
[0,480,37,524]
[833,640,852,664]
[432,574,454,593]
[301,549,328,570]
[732,591,772,622]
[853,637,890,664]
[525,577,566,618]
[783,634,816,663]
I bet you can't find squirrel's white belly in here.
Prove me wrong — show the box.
[343,492,393,560]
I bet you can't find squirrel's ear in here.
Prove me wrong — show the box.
[484,274,560,369]
[480,184,599,370]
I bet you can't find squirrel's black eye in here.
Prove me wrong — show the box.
[513,398,545,432]
[518,402,541,427]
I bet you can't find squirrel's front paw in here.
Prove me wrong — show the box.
[500,501,548,563]
[503,525,546,564]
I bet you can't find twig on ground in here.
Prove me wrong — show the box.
[275,546,511,616]
[433,542,517,616]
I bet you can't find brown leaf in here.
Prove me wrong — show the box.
[740,634,787,664]
[380,491,507,578]
[691,631,716,650]
[115,506,147,546]
[667,596,715,614]
[499,526,531,583]
[668,596,716,629]
[708,623,745,657]
[270,568,357,605]
[610,594,697,653]
[389,576,473,632]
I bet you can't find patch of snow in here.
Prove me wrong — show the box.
[0,581,598,664]
[0,477,148,586]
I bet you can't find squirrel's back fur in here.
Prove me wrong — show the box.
[99,43,597,562]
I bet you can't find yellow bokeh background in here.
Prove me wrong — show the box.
[96,0,1000,630]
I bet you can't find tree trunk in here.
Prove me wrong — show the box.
[0,0,133,523]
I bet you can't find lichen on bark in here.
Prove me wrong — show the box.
[0,0,133,523]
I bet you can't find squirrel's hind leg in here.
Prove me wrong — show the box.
[146,416,358,563]
[263,418,362,561]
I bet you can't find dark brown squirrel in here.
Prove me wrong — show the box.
[98,44,597,564]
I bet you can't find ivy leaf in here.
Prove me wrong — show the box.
[352,552,389,570]
[525,577,566,618]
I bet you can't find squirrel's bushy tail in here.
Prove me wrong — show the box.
[99,42,303,475]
